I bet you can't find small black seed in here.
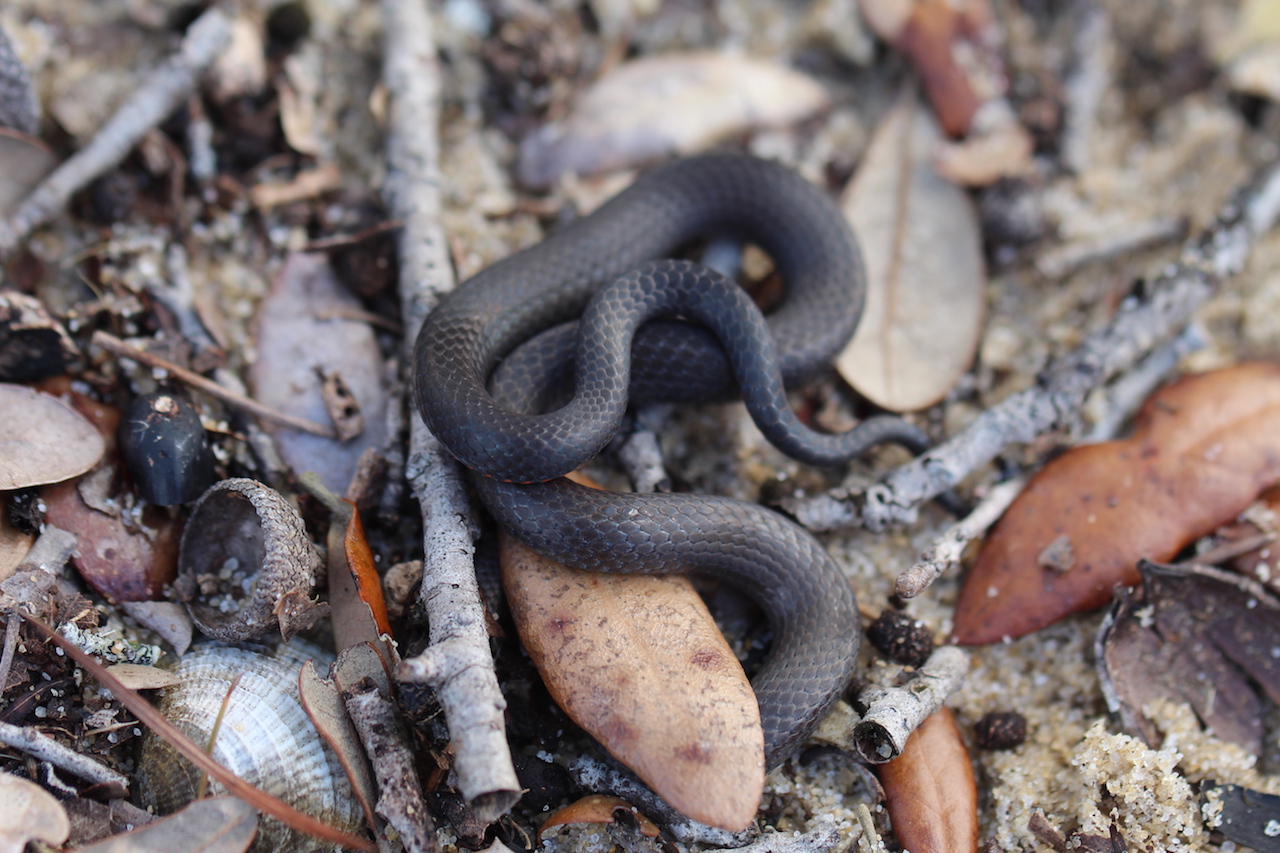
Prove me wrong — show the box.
[974,711,1027,750]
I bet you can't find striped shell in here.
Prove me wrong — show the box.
[135,643,363,852]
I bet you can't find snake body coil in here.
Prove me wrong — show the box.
[415,154,921,765]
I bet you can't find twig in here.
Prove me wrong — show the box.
[378,0,521,822]
[0,720,130,791]
[0,7,232,259]
[0,615,20,708]
[849,646,971,764]
[895,478,1026,599]
[342,678,438,853]
[92,331,337,438]
[1081,323,1203,442]
[1036,215,1185,279]
[785,156,1280,533]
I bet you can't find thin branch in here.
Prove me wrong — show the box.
[851,646,971,764]
[378,0,521,822]
[0,7,232,258]
[92,331,337,438]
[784,156,1280,533]
[0,720,130,790]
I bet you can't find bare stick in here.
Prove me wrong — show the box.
[342,678,438,853]
[785,157,1280,533]
[0,8,232,258]
[0,720,130,790]
[92,331,336,438]
[378,0,521,821]
[850,646,970,764]
[895,478,1025,599]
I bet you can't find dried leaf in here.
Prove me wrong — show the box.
[0,495,33,584]
[68,797,257,853]
[119,600,193,656]
[836,92,985,412]
[0,384,105,489]
[501,533,764,831]
[43,478,181,603]
[875,707,978,853]
[249,253,389,494]
[1201,782,1280,851]
[298,660,381,838]
[342,502,392,639]
[516,52,829,188]
[539,795,660,840]
[0,770,70,852]
[894,0,982,136]
[105,663,182,691]
[0,130,52,216]
[955,364,1280,644]
[1098,561,1280,754]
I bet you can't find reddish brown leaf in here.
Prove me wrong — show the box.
[896,0,981,136]
[501,533,764,831]
[0,383,105,490]
[342,501,391,639]
[876,707,978,853]
[538,795,660,840]
[954,364,1280,644]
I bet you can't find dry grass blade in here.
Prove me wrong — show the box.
[21,613,377,853]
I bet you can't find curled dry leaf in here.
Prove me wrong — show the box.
[249,253,389,495]
[954,364,1280,645]
[501,533,764,831]
[0,384,105,490]
[0,770,70,852]
[68,797,258,853]
[875,707,978,853]
[298,659,381,838]
[836,92,985,412]
[1202,782,1280,852]
[516,52,829,188]
[1098,561,1280,755]
[539,794,661,841]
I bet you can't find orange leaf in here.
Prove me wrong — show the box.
[954,363,1280,644]
[876,707,978,853]
[342,500,392,638]
[501,533,764,831]
[539,794,660,840]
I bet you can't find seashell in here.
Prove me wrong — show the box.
[135,642,364,853]
[175,478,327,641]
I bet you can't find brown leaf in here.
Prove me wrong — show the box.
[1098,561,1280,754]
[0,383,105,490]
[0,128,54,216]
[954,364,1280,645]
[501,533,764,831]
[105,663,181,691]
[43,478,180,603]
[67,797,257,853]
[895,0,981,136]
[539,795,660,840]
[0,770,70,851]
[0,494,33,584]
[298,660,381,838]
[516,52,829,189]
[836,91,985,412]
[875,707,978,853]
[343,502,392,640]
[249,253,389,495]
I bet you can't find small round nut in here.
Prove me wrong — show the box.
[866,609,934,668]
[973,711,1027,750]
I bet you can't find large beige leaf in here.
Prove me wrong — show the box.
[0,383,105,490]
[836,92,985,412]
[0,770,69,853]
[516,52,829,188]
[501,533,764,831]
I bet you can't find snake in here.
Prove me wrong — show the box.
[413,153,936,767]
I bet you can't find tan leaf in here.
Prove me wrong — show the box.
[0,770,70,852]
[501,533,764,831]
[68,797,257,853]
[516,52,829,188]
[876,707,978,853]
[299,660,380,837]
[954,364,1280,645]
[105,663,181,691]
[249,253,389,494]
[0,383,105,490]
[836,92,985,412]
[0,495,32,584]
